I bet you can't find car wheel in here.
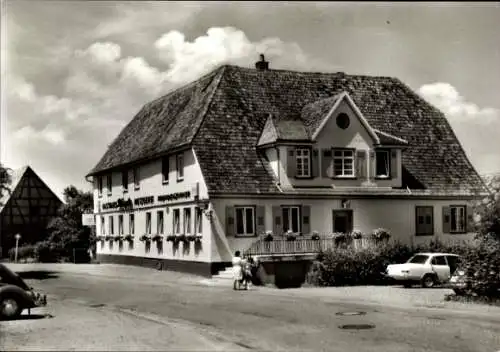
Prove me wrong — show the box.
[421,274,436,288]
[0,296,22,320]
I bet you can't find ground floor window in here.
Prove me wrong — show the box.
[195,207,203,234]
[129,213,135,234]
[184,208,192,234]
[145,212,152,234]
[332,209,353,234]
[450,205,466,233]
[157,211,164,234]
[100,216,105,235]
[282,206,300,233]
[235,206,255,236]
[118,215,124,235]
[108,216,114,235]
[173,209,181,234]
[415,206,434,236]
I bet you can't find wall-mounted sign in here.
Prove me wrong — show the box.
[157,191,191,202]
[82,213,95,226]
[102,198,133,210]
[134,196,154,206]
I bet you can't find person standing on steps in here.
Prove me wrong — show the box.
[232,250,243,290]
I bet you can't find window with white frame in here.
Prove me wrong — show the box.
[333,149,354,177]
[282,206,301,233]
[145,212,152,234]
[195,207,203,234]
[176,154,184,181]
[162,157,169,184]
[450,206,466,233]
[133,168,140,190]
[375,150,390,178]
[157,211,164,234]
[118,215,124,235]
[100,216,105,235]
[97,177,103,196]
[183,208,192,234]
[129,214,135,235]
[173,209,181,234]
[109,216,114,235]
[296,148,311,178]
[235,206,255,236]
[106,175,112,194]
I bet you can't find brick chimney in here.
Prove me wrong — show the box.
[255,53,269,70]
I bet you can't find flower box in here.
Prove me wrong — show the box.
[186,234,196,242]
[139,235,152,242]
[285,230,297,241]
[175,234,187,243]
[166,235,176,242]
[104,235,113,241]
[371,228,391,241]
[263,231,273,242]
[124,235,134,242]
[152,234,163,242]
[311,231,320,240]
[351,230,364,240]
[194,235,202,243]
[114,235,124,242]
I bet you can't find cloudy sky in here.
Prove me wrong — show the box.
[2,1,499,199]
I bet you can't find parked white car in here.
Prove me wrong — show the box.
[385,253,460,288]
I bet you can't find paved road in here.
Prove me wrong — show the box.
[2,264,500,352]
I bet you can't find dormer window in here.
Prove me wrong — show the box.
[295,148,311,178]
[333,149,354,177]
[375,149,390,178]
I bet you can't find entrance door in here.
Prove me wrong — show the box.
[332,210,353,234]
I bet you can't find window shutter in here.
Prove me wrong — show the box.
[312,149,319,178]
[321,149,332,178]
[356,150,367,179]
[256,206,265,235]
[390,150,398,179]
[442,206,451,234]
[466,205,474,233]
[272,206,282,236]
[287,148,296,177]
[225,206,235,237]
[301,205,311,235]
[369,150,375,181]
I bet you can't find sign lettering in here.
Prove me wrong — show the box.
[157,191,191,202]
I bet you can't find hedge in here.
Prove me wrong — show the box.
[306,240,488,288]
[8,244,37,262]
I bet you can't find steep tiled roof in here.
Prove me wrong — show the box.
[88,64,485,195]
[301,93,342,136]
[373,129,409,146]
[0,166,28,213]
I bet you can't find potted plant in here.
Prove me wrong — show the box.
[104,235,113,241]
[166,235,176,242]
[114,235,124,242]
[194,235,202,244]
[351,230,363,240]
[371,228,391,242]
[96,235,105,242]
[263,230,273,242]
[124,234,134,242]
[186,234,196,242]
[175,234,187,244]
[285,230,296,241]
[152,234,163,242]
[139,234,152,242]
[311,231,320,240]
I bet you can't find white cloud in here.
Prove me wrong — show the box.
[13,124,66,145]
[418,82,499,123]
[418,82,500,176]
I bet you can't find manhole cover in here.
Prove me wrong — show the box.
[89,303,106,308]
[336,311,367,316]
[339,324,375,330]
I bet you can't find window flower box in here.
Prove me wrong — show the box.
[114,235,124,242]
[175,234,187,243]
[194,235,202,243]
[186,234,196,242]
[152,234,163,242]
[139,234,152,242]
[166,235,176,242]
[104,235,113,241]
[96,235,105,242]
[124,235,134,242]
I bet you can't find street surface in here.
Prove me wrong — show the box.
[1,263,500,352]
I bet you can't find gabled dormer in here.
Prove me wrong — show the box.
[257,91,408,190]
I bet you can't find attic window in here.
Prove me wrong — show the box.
[336,113,350,130]
[375,150,390,178]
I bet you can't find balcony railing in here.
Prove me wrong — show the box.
[243,236,388,256]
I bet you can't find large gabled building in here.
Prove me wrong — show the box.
[0,166,63,258]
[86,57,486,277]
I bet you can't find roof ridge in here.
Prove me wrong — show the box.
[373,128,409,144]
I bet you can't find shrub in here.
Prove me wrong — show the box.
[34,241,62,263]
[351,230,363,240]
[8,244,37,262]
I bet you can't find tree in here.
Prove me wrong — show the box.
[43,185,94,262]
[473,175,500,241]
[0,163,12,206]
